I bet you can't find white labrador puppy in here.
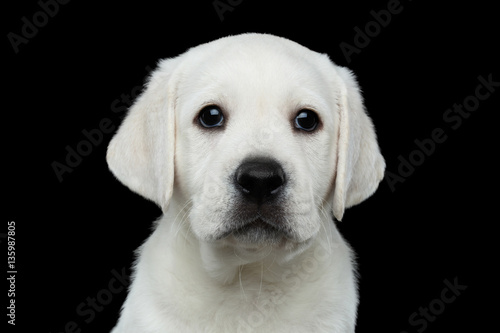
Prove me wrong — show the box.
[107,33,385,333]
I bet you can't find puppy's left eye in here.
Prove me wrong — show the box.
[199,105,224,128]
[294,109,319,132]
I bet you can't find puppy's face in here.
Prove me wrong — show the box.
[174,40,340,251]
[107,33,385,265]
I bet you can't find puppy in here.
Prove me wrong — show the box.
[107,33,385,333]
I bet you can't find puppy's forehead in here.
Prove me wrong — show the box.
[177,34,335,105]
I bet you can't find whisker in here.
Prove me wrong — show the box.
[173,198,193,238]
[257,261,264,300]
[238,260,247,301]
[312,193,333,250]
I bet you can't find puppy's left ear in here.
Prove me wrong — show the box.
[107,58,180,212]
[332,67,385,221]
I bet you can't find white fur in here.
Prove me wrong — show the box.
[107,33,385,333]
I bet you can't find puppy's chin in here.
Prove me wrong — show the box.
[226,234,315,264]
[211,220,316,264]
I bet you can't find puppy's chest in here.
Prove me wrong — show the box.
[167,277,326,332]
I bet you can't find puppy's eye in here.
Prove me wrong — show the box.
[294,109,319,132]
[199,105,224,128]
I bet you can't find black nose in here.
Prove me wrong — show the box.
[234,157,286,204]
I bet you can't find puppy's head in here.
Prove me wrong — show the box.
[107,33,385,259]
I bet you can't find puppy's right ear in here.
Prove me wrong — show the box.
[107,58,180,212]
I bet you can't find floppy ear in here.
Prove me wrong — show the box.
[106,58,180,212]
[332,67,385,221]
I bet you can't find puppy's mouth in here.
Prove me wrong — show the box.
[219,216,292,245]
[235,217,279,235]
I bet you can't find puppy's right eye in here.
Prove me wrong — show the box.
[198,105,224,128]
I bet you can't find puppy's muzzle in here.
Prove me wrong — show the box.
[227,157,290,244]
[234,157,285,205]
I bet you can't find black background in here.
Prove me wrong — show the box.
[4,0,498,332]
